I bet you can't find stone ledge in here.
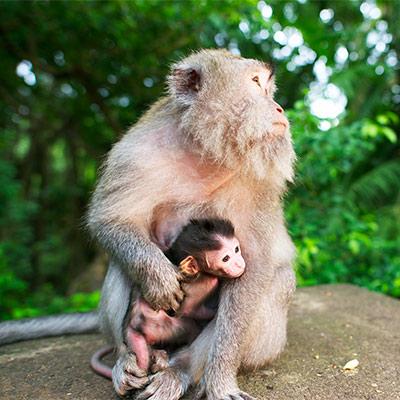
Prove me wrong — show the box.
[0,284,399,400]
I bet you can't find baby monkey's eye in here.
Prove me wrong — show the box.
[252,76,261,88]
[222,255,230,263]
[235,246,239,253]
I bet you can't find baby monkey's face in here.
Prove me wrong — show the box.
[204,236,246,279]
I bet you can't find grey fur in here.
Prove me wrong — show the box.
[0,311,99,345]
[88,49,296,399]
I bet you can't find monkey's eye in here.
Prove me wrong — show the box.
[222,255,230,263]
[235,246,239,253]
[252,76,261,88]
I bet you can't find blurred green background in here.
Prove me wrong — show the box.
[0,0,399,320]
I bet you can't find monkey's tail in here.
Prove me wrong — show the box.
[0,311,99,345]
[90,345,114,379]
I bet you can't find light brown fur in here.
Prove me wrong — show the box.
[88,49,296,399]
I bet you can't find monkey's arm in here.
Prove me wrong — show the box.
[89,220,184,311]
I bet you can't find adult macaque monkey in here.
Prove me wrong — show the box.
[87,49,296,399]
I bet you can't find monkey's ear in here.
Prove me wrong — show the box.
[169,67,201,105]
[179,256,199,275]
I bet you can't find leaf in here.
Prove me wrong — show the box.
[381,127,397,143]
[349,161,400,208]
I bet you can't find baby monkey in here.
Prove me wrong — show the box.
[91,218,245,378]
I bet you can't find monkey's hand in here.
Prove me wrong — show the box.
[112,352,149,396]
[193,378,256,400]
[141,262,184,312]
[136,367,187,400]
[150,349,169,373]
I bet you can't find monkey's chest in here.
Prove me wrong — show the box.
[145,153,238,250]
[149,202,202,250]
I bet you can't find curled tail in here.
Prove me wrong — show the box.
[91,345,114,379]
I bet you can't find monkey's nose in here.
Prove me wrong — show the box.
[270,99,284,114]
[232,263,246,277]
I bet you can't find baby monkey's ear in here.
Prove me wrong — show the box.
[179,255,199,276]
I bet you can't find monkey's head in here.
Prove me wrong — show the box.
[168,49,295,183]
[165,219,246,279]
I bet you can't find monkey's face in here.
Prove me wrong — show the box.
[169,49,295,182]
[203,236,246,279]
[245,67,289,139]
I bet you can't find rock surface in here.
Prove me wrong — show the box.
[0,284,399,400]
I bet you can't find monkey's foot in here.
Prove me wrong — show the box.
[136,368,189,400]
[193,386,256,400]
[150,349,169,373]
[112,352,149,396]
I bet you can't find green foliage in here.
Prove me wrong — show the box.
[0,0,399,319]
[287,103,400,298]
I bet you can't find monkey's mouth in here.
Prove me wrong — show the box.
[229,267,246,278]
[270,122,288,140]
[273,122,287,127]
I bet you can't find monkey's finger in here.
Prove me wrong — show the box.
[124,363,147,378]
[230,392,256,400]
[144,283,184,311]
[122,353,148,378]
[175,287,185,302]
[169,301,180,313]
[192,389,256,400]
[174,295,184,308]
[136,373,162,400]
[137,371,185,400]
[169,293,184,312]
[113,373,149,396]
[135,382,159,400]
[125,374,150,389]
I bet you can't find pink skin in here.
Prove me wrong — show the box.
[204,236,246,278]
[128,275,219,372]
[128,236,246,372]
[127,328,150,371]
[90,345,114,379]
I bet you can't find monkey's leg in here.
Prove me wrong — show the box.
[194,263,295,400]
[100,262,149,395]
[138,259,293,400]
[135,283,253,400]
[126,327,150,371]
[136,317,216,400]
[240,265,296,367]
